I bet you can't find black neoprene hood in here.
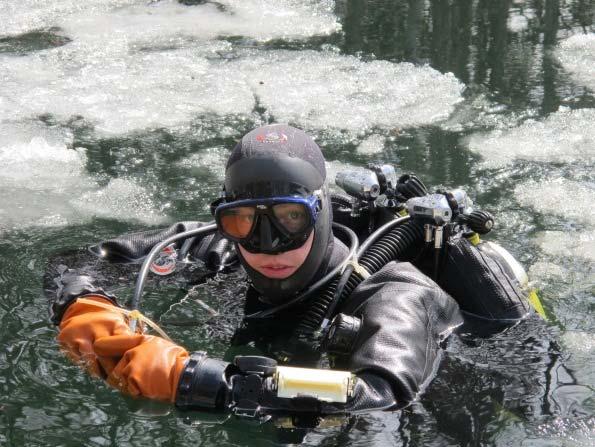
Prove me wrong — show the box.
[224,124,326,199]
[223,124,334,303]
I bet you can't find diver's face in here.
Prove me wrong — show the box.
[238,231,314,279]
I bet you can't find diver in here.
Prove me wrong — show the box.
[46,124,532,422]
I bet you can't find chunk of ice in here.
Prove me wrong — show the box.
[507,13,529,33]
[177,147,229,179]
[2,45,464,135]
[561,331,594,356]
[556,33,595,92]
[0,0,141,37]
[534,231,595,261]
[240,50,464,135]
[515,178,595,226]
[0,121,165,232]
[1,0,339,42]
[1,46,256,134]
[71,178,165,225]
[467,108,595,167]
[357,134,386,155]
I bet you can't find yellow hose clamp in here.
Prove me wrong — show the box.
[127,310,144,332]
[341,258,370,279]
[466,232,481,246]
[274,366,356,403]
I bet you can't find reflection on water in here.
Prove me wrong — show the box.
[0,0,593,445]
[342,0,594,113]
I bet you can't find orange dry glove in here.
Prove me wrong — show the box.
[93,334,189,402]
[58,295,133,377]
[59,296,189,402]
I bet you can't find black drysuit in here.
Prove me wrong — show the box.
[47,221,528,415]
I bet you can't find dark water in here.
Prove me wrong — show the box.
[0,1,594,446]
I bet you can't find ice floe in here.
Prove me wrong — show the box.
[467,108,595,167]
[0,121,165,231]
[1,44,464,136]
[240,50,464,136]
[556,33,595,92]
[357,134,386,155]
[507,14,529,33]
[1,0,339,42]
[177,146,229,179]
[71,178,165,224]
[0,0,140,37]
[0,44,256,134]
[0,0,462,136]
[533,231,595,261]
[515,178,595,226]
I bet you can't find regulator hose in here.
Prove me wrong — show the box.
[129,223,218,330]
[395,174,428,201]
[295,216,424,335]
[330,193,353,209]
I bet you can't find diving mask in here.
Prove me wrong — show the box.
[213,194,321,254]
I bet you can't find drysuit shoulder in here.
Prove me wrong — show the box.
[337,262,462,405]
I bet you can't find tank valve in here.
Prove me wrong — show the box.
[464,210,494,235]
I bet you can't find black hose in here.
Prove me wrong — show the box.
[320,216,411,325]
[295,217,424,335]
[356,216,411,256]
[331,193,353,209]
[396,174,428,201]
[294,276,340,335]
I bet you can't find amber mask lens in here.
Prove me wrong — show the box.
[272,203,309,234]
[219,206,256,238]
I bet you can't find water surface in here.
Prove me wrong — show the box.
[0,1,593,445]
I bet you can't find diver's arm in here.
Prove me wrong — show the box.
[176,357,396,415]
[44,222,236,305]
[51,264,458,417]
[181,263,463,414]
[49,271,119,325]
[338,262,463,405]
[51,275,395,415]
[54,293,393,414]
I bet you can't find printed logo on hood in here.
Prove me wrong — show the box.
[256,132,288,144]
